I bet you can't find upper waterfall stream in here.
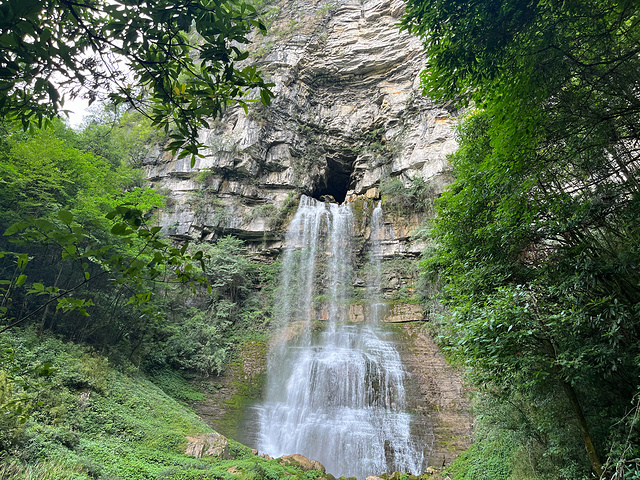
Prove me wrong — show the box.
[255,196,430,478]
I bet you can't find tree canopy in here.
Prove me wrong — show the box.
[0,0,273,158]
[403,0,640,477]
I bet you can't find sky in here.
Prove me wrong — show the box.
[63,96,90,129]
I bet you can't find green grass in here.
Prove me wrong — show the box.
[445,432,514,480]
[148,369,207,404]
[0,329,325,480]
[0,458,89,480]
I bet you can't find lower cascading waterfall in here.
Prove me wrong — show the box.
[256,195,428,479]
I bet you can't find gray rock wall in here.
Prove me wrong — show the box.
[145,0,456,249]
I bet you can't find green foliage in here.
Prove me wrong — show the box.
[248,204,278,223]
[1,203,207,333]
[203,236,253,303]
[268,192,301,231]
[448,430,513,480]
[0,329,210,477]
[0,0,274,161]
[317,2,337,18]
[0,370,30,450]
[69,106,167,168]
[160,309,230,376]
[0,123,145,224]
[2,157,276,377]
[142,238,276,377]
[402,0,640,116]
[0,121,213,376]
[0,459,89,480]
[360,128,388,155]
[380,177,438,216]
[404,0,640,475]
[147,369,206,404]
[0,118,162,230]
[419,108,640,476]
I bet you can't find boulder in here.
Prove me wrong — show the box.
[279,453,326,472]
[364,187,380,199]
[185,432,230,459]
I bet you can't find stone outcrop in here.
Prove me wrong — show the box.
[280,453,327,472]
[144,0,456,250]
[347,304,423,323]
[195,340,267,448]
[185,432,230,459]
[399,324,473,468]
[385,304,423,323]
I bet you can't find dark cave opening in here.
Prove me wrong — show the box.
[310,154,355,204]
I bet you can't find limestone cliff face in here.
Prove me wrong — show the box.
[144,0,456,249]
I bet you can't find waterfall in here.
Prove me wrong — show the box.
[368,201,386,324]
[257,196,428,479]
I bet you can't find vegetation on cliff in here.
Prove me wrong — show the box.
[403,0,640,477]
[7,0,640,477]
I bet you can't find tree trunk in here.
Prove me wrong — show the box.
[561,380,603,477]
[540,336,604,477]
[39,265,64,333]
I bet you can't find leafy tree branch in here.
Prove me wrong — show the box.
[0,0,274,161]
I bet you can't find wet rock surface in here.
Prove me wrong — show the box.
[398,323,473,468]
[194,341,268,447]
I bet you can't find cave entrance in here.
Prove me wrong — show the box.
[310,153,356,204]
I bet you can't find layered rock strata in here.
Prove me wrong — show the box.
[144,0,456,249]
[399,324,473,468]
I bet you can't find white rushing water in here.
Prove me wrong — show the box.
[257,196,427,478]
